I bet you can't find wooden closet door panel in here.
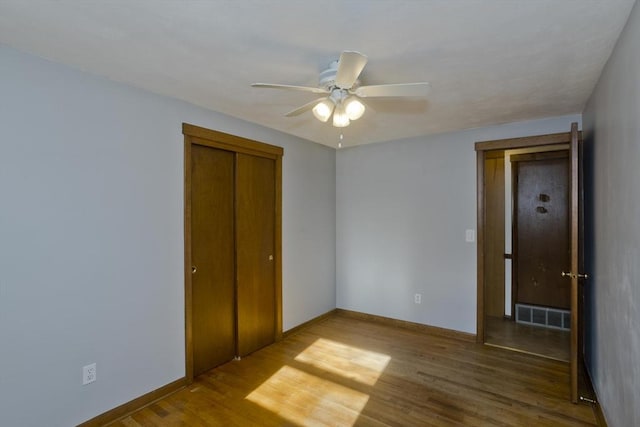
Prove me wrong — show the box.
[236,153,276,357]
[191,144,236,376]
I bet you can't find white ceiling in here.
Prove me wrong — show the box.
[0,0,635,148]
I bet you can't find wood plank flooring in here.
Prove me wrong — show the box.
[485,315,571,362]
[111,312,597,426]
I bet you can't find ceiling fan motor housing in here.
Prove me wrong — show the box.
[318,60,360,91]
[318,60,338,88]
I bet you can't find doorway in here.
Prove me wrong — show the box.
[476,124,586,402]
[483,147,571,362]
[183,123,283,382]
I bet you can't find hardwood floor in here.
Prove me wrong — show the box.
[485,315,571,362]
[111,312,597,426]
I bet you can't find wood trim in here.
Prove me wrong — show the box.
[183,137,194,383]
[476,150,485,343]
[594,404,608,427]
[191,136,279,160]
[511,160,519,319]
[232,151,240,358]
[581,366,608,427]
[183,123,283,158]
[77,377,187,427]
[283,309,338,338]
[510,150,569,163]
[475,131,581,151]
[183,124,283,383]
[276,309,479,346]
[484,342,568,363]
[484,149,505,160]
[274,155,283,341]
[570,122,580,403]
[335,309,477,342]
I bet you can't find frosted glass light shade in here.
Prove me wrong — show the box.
[344,97,365,120]
[312,100,334,122]
[332,104,350,127]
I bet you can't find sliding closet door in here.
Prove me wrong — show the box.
[184,123,282,380]
[236,153,276,357]
[191,144,236,376]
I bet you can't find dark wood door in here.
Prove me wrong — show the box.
[513,151,570,309]
[191,144,236,376]
[236,153,276,357]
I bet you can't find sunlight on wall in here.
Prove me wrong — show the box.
[246,365,370,426]
[294,338,391,386]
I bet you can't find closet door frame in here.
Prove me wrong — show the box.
[183,123,283,383]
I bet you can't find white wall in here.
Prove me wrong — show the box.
[336,115,580,334]
[582,1,640,425]
[0,45,335,426]
[282,135,336,330]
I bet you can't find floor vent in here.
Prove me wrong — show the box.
[515,304,570,331]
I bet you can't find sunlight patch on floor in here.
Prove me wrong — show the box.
[246,365,370,426]
[294,338,391,386]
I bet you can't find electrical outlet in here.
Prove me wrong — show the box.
[414,293,422,304]
[83,363,96,385]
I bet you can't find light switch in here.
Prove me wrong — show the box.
[465,229,475,243]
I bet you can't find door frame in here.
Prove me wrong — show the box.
[482,150,507,320]
[568,122,582,403]
[475,129,580,342]
[183,123,283,383]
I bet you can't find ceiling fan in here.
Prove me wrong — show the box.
[252,51,431,128]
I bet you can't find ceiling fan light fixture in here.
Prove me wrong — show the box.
[332,104,350,128]
[252,51,432,129]
[312,99,335,122]
[344,97,365,121]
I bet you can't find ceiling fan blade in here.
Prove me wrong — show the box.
[284,97,327,117]
[355,82,432,98]
[335,51,368,89]
[252,83,329,94]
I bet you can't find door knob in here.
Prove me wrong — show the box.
[268,255,273,261]
[561,271,588,279]
[191,265,197,274]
